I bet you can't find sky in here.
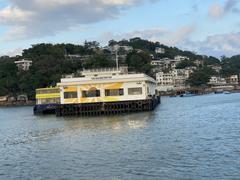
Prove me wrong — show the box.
[0,0,239,57]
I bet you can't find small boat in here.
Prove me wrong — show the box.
[34,87,60,115]
[215,90,223,94]
[224,91,231,94]
[170,94,177,97]
[180,92,196,97]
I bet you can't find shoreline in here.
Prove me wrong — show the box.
[0,101,35,107]
[159,89,240,96]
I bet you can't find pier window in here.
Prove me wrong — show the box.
[39,98,60,104]
[82,90,100,98]
[64,92,78,99]
[105,89,124,96]
[128,88,142,95]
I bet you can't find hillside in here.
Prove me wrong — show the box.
[0,37,239,98]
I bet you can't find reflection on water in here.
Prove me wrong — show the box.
[62,112,154,131]
[2,111,155,148]
[1,94,240,179]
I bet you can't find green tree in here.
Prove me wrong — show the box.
[203,56,220,65]
[187,67,216,87]
[84,52,115,69]
[126,51,152,75]
[0,59,18,96]
[221,55,240,77]
[176,60,196,69]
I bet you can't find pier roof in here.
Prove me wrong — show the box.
[58,73,156,86]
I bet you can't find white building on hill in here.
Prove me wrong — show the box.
[151,57,183,71]
[208,76,227,86]
[156,67,194,92]
[226,75,239,85]
[14,59,32,71]
[174,55,189,61]
[155,47,165,54]
[207,65,222,73]
[109,45,133,53]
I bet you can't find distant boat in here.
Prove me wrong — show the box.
[224,91,231,94]
[180,92,196,97]
[170,95,177,97]
[214,90,223,94]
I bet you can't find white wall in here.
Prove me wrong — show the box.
[60,80,157,104]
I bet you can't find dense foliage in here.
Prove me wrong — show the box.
[176,60,196,69]
[84,52,115,69]
[0,58,18,96]
[221,55,240,77]
[126,51,152,75]
[187,67,217,87]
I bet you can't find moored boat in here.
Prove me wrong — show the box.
[180,92,196,97]
[34,87,60,115]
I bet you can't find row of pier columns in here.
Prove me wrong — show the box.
[56,96,160,117]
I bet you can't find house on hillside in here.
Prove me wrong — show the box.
[108,44,133,54]
[156,69,191,92]
[0,96,8,104]
[151,57,182,70]
[174,55,189,62]
[155,47,165,54]
[208,76,227,86]
[14,59,32,71]
[65,54,91,62]
[156,71,174,91]
[226,75,239,85]
[207,64,222,73]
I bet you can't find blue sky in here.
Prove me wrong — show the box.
[0,0,239,57]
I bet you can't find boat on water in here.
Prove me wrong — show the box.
[180,92,196,97]
[34,67,161,116]
[34,87,60,115]
[224,91,231,94]
[214,90,224,94]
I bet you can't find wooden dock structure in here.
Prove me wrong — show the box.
[56,96,160,117]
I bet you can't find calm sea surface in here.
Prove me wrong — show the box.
[0,94,240,180]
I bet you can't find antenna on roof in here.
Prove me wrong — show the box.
[116,49,119,71]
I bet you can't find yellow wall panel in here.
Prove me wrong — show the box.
[79,83,123,91]
[64,86,78,92]
[36,93,60,99]
[64,98,79,104]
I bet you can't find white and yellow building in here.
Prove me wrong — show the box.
[34,68,160,116]
[57,68,157,105]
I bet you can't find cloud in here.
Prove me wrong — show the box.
[208,4,224,19]
[101,26,240,57]
[0,0,157,41]
[208,0,239,19]
[0,47,23,57]
[100,25,196,46]
[181,32,240,57]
